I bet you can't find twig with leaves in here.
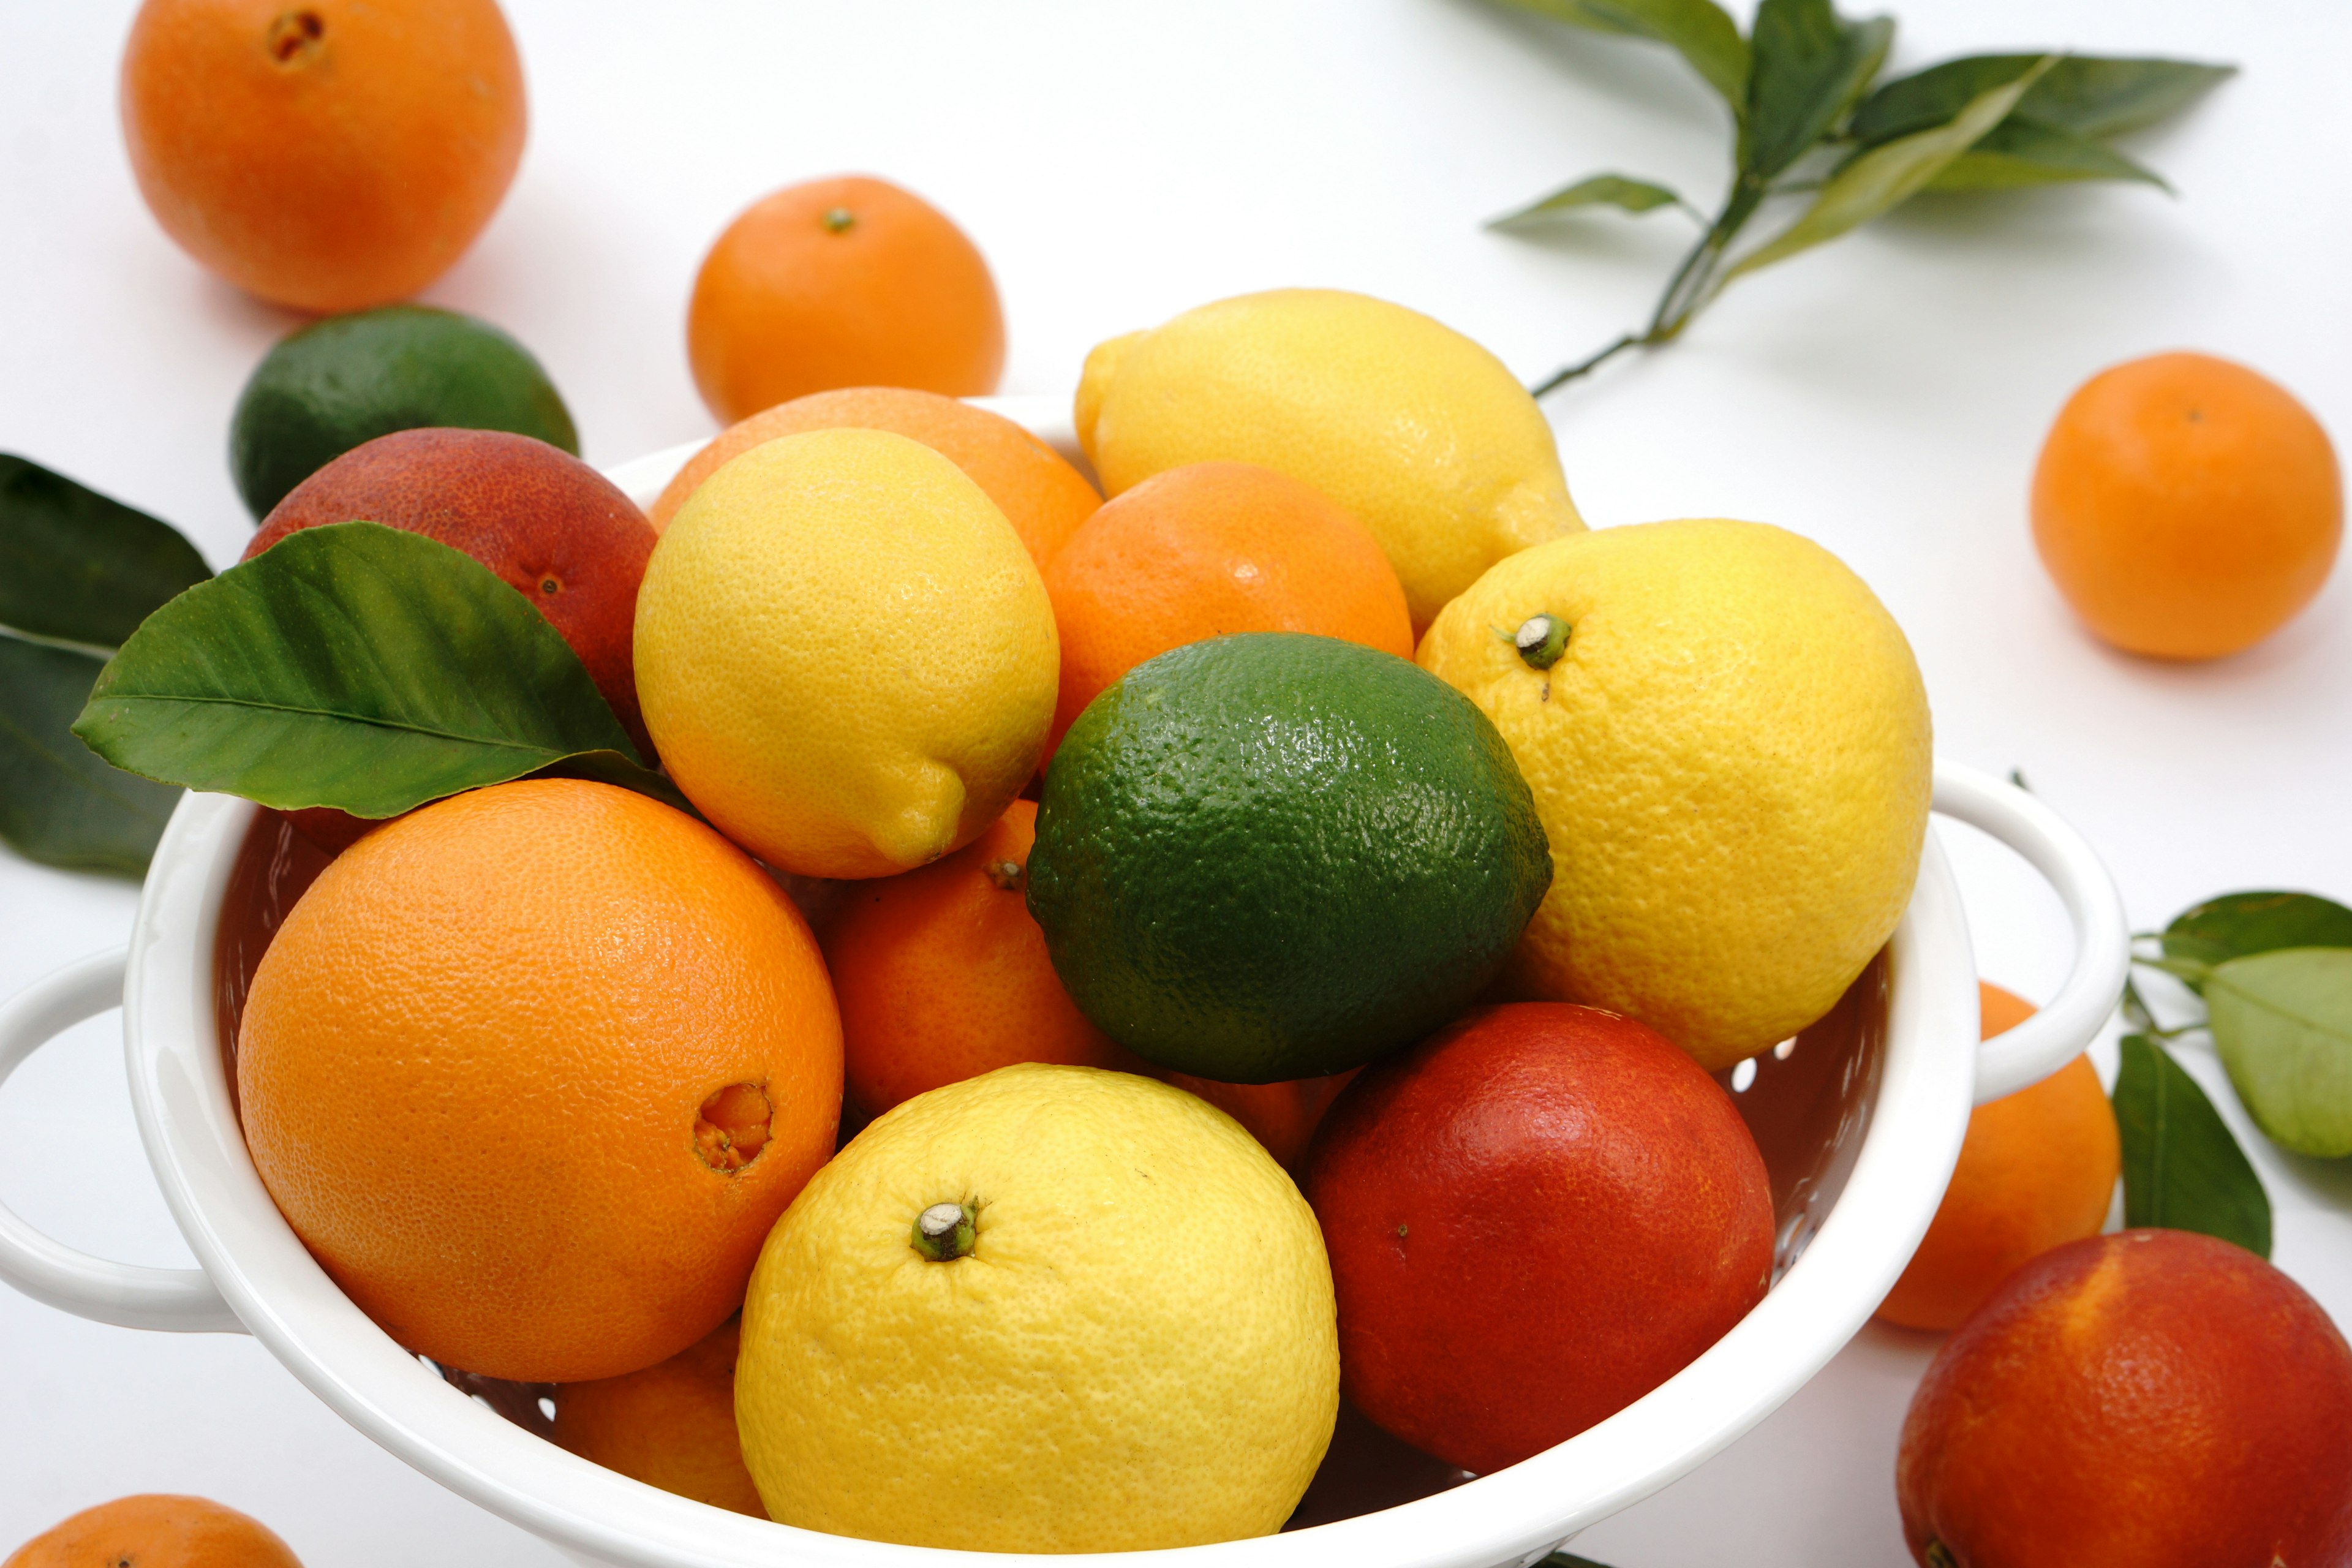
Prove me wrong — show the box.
[1486,0,2234,394]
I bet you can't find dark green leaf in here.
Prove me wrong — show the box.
[2114,1033,2272,1258]
[1741,0,1894,181]
[2020,55,2236,139]
[2162,891,2352,985]
[1728,57,2049,278]
[74,522,688,820]
[0,634,179,877]
[2207,949,2352,1159]
[0,454,213,648]
[1489,0,1749,113]
[1489,173,1689,230]
[1851,54,2233,148]
[1928,116,2167,192]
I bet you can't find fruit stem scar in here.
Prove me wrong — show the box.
[266,10,325,64]
[1924,1541,1956,1568]
[912,1200,978,1262]
[823,206,856,234]
[984,859,1024,891]
[1513,614,1570,671]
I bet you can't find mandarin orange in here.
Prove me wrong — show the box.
[1876,982,2119,1332]
[236,779,841,1384]
[5,1494,300,1568]
[2032,351,2341,659]
[120,0,524,312]
[554,1316,766,1518]
[687,177,1003,424]
[649,387,1098,567]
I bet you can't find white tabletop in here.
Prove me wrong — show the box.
[4,2,2347,1562]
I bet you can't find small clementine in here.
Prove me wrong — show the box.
[4,1494,300,1568]
[554,1316,766,1518]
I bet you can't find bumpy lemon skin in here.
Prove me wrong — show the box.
[1419,519,1932,1071]
[634,427,1058,878]
[1075,288,1583,630]
[736,1064,1340,1552]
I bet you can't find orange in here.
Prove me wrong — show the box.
[687,176,1004,425]
[648,387,1098,567]
[2032,350,2342,659]
[120,0,525,313]
[1875,982,2119,1332]
[1162,1071,1357,1172]
[823,799,1126,1118]
[554,1316,766,1518]
[5,1494,300,1568]
[1041,461,1414,753]
[236,778,842,1384]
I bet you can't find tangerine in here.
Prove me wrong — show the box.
[4,1494,300,1568]
[687,176,1003,425]
[1042,462,1414,754]
[2032,351,2342,659]
[236,778,842,1384]
[120,0,525,312]
[1875,982,2120,1332]
[648,387,1098,567]
[554,1316,766,1518]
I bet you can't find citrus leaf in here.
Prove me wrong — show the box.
[2207,949,2352,1159]
[1728,56,2051,279]
[2162,891,2352,989]
[1488,0,1749,113]
[1740,0,1894,181]
[1848,53,2042,145]
[1926,116,2168,192]
[1489,173,1689,230]
[1850,54,2234,148]
[0,454,213,648]
[2114,1033,2272,1259]
[73,521,687,820]
[0,634,179,876]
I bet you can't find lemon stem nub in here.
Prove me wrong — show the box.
[912,1200,978,1261]
[1514,614,1570,670]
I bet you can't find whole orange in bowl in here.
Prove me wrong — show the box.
[120,0,526,312]
[4,1494,300,1568]
[236,778,842,1384]
[687,176,1004,424]
[1042,461,1414,754]
[649,386,1098,567]
[2032,350,2342,659]
[554,1316,766,1518]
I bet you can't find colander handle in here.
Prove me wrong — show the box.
[1931,762,2131,1104]
[0,949,244,1333]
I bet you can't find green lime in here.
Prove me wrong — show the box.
[1027,632,1551,1083]
[228,305,578,519]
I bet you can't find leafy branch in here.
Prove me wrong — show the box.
[1485,0,2234,394]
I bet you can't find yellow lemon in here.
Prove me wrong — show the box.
[1419,520,1932,1071]
[735,1064,1338,1551]
[635,427,1057,878]
[1075,288,1583,629]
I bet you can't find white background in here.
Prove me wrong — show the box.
[2,1,2348,1562]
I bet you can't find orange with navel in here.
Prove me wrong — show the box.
[649,387,1099,568]
[236,778,842,1384]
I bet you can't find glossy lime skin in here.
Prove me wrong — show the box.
[1028,633,1551,1082]
[230,305,578,518]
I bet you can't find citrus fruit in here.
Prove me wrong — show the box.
[120,0,524,312]
[1160,1070,1357,1172]
[1074,288,1581,628]
[1307,1002,1773,1473]
[1042,461,1414,755]
[823,799,1126,1118]
[554,1316,766,1518]
[646,387,1099,567]
[1897,1229,2352,1567]
[4,1494,300,1568]
[1419,519,1932,1071]
[1876,983,2119,1332]
[1027,633,1551,1082]
[246,428,657,756]
[634,428,1056,879]
[687,176,1003,424]
[2033,351,2342,660]
[735,1063,1338,1551]
[236,778,842,1384]
[230,306,577,519]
